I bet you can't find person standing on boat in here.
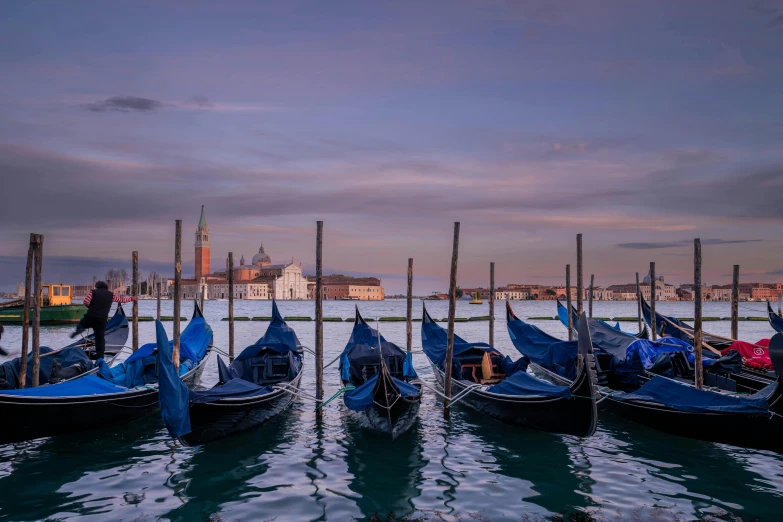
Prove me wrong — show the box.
[70,281,135,359]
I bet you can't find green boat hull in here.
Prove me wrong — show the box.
[0,304,84,325]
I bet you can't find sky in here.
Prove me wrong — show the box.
[1,0,782,295]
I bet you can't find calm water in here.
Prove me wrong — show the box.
[1,300,781,521]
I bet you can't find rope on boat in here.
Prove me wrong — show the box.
[324,353,342,369]
[409,379,483,407]
[316,385,355,410]
[272,382,324,403]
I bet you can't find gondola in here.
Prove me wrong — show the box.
[507,302,783,451]
[421,303,598,437]
[67,303,130,358]
[604,333,783,452]
[641,296,777,379]
[550,300,771,393]
[339,308,422,439]
[158,301,304,446]
[0,302,212,444]
[640,296,732,350]
[0,305,128,391]
[769,301,783,334]
[557,298,648,339]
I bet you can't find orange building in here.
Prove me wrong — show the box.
[315,275,385,300]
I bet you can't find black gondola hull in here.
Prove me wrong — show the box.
[345,385,422,439]
[431,364,597,437]
[602,394,783,452]
[181,367,303,446]
[0,348,211,445]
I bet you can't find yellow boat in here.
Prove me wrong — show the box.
[0,284,84,324]
[469,292,483,305]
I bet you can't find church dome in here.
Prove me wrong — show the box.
[252,244,272,267]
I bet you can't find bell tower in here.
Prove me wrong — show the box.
[194,205,210,279]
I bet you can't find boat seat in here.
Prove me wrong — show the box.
[460,363,481,383]
[671,352,693,378]
[480,352,504,384]
[705,372,737,392]
[252,355,290,385]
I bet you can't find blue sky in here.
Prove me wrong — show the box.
[1,0,782,294]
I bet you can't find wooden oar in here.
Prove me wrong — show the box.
[656,315,722,356]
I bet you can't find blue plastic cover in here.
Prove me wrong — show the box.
[506,313,578,380]
[769,302,783,334]
[340,309,414,385]
[190,378,274,404]
[558,300,640,337]
[0,374,128,397]
[421,307,502,368]
[100,314,212,388]
[343,373,419,411]
[486,370,571,398]
[155,321,192,438]
[235,301,301,361]
[613,376,771,414]
[509,303,698,382]
[0,346,93,390]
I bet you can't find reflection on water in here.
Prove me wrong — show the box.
[0,300,781,521]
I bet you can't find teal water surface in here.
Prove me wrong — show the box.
[0,300,781,521]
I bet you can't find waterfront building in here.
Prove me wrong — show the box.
[313,275,385,300]
[178,207,309,300]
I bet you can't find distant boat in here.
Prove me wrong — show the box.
[0,284,83,325]
[469,292,483,305]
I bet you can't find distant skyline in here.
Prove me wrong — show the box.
[1,1,782,294]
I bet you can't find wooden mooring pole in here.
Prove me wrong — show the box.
[156,279,161,321]
[731,265,739,340]
[200,285,205,312]
[132,251,139,352]
[228,252,235,362]
[576,233,583,318]
[489,262,495,346]
[173,220,182,372]
[650,262,657,341]
[31,234,43,387]
[694,239,703,390]
[566,264,573,341]
[635,272,642,334]
[444,222,460,420]
[406,258,413,353]
[589,273,594,319]
[18,234,35,388]
[315,221,324,419]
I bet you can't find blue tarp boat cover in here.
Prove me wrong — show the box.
[557,300,636,337]
[155,321,192,438]
[0,346,93,390]
[230,301,302,382]
[0,374,129,397]
[613,376,771,415]
[486,370,571,398]
[190,378,274,404]
[340,309,417,385]
[98,313,212,388]
[343,373,420,411]
[506,316,578,379]
[421,307,503,368]
[769,302,783,334]
[508,304,700,384]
